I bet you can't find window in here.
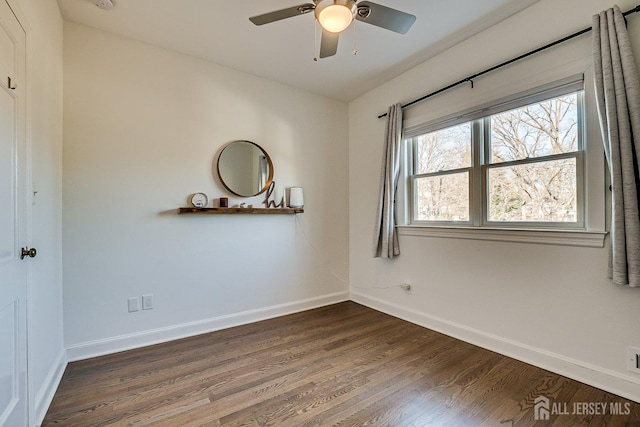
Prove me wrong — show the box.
[408,90,584,229]
[413,123,472,222]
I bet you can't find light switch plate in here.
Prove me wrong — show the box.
[127,297,139,313]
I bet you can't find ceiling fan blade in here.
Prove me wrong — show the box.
[319,29,340,58]
[249,4,315,26]
[355,1,416,34]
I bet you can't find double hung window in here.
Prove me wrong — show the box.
[407,84,584,229]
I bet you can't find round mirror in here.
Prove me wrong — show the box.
[217,140,274,197]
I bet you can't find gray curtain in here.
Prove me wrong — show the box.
[373,103,402,258]
[593,5,640,287]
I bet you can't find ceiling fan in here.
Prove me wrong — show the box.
[249,0,416,59]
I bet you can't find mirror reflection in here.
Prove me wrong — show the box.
[217,141,273,197]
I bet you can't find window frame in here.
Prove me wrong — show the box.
[409,121,476,226]
[406,88,586,231]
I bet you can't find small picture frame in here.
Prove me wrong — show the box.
[190,192,208,208]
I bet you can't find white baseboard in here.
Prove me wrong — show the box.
[350,291,640,403]
[66,291,350,362]
[34,349,67,426]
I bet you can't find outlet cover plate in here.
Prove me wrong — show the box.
[627,346,640,374]
[127,297,139,313]
[142,294,153,310]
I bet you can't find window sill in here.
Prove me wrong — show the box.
[396,225,607,248]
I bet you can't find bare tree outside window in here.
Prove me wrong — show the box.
[490,95,578,162]
[488,94,578,222]
[414,124,471,221]
[410,92,581,226]
[488,158,577,222]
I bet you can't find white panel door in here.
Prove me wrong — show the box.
[0,0,28,426]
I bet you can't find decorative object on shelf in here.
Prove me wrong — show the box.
[217,140,273,197]
[289,187,304,208]
[219,197,228,208]
[262,181,286,208]
[190,192,208,208]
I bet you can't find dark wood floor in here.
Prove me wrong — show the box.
[43,302,639,426]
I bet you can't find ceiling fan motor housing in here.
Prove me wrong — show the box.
[94,0,115,10]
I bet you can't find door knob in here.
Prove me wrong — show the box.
[20,247,36,260]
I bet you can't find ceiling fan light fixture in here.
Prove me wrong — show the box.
[316,0,356,33]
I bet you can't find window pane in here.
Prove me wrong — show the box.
[487,158,577,222]
[416,123,471,174]
[415,172,469,221]
[490,94,579,163]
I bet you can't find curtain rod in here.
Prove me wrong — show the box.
[377,4,640,119]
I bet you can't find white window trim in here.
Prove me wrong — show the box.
[397,225,607,248]
[396,61,607,247]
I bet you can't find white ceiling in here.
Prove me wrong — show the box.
[56,0,540,101]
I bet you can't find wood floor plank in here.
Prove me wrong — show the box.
[43,302,640,426]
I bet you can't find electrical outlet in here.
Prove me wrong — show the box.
[627,347,640,374]
[127,297,139,313]
[142,294,153,310]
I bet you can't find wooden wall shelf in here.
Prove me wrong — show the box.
[178,207,304,215]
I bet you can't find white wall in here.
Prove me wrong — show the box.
[349,0,640,401]
[62,22,349,359]
[8,0,66,424]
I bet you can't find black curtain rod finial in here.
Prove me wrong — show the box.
[376,3,640,120]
